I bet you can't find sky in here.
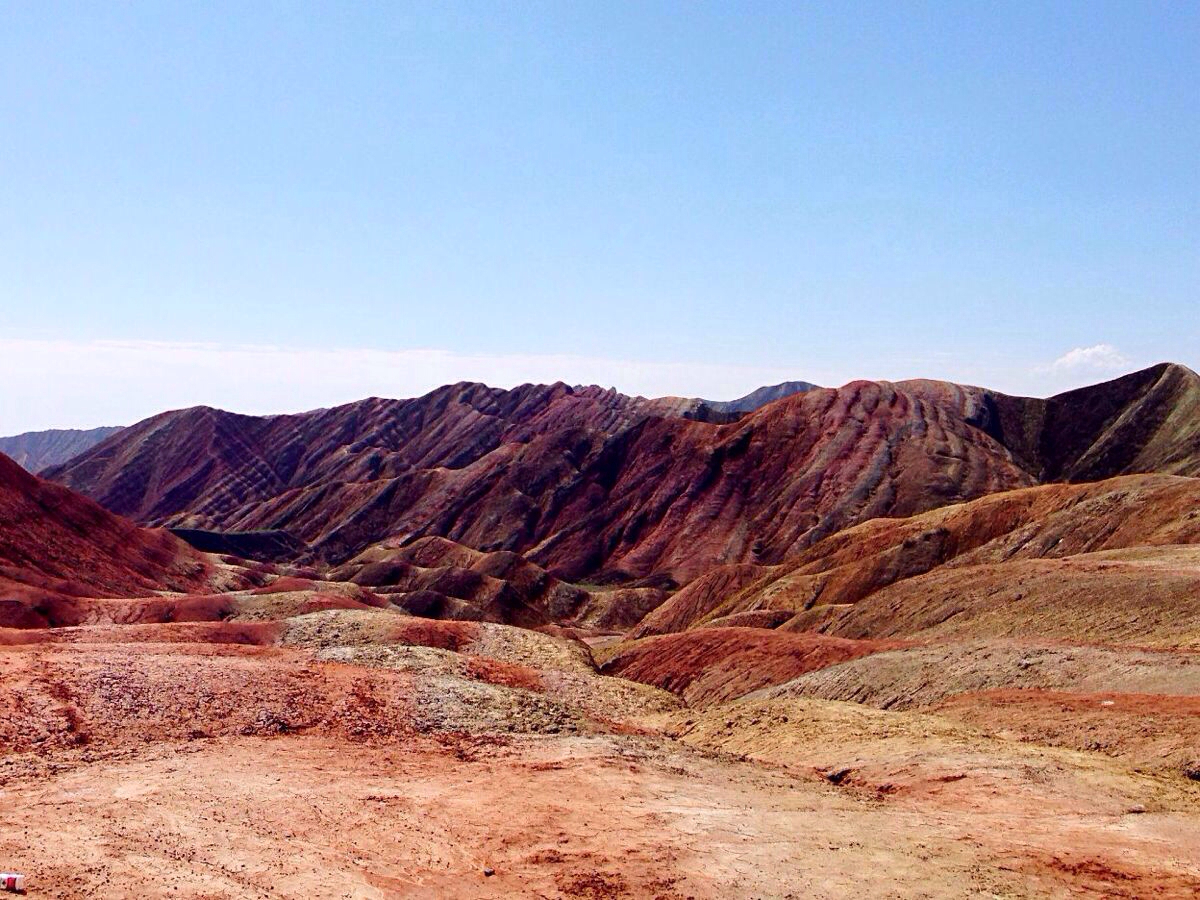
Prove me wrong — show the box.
[1,1,1196,433]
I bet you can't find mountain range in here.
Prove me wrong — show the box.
[5,362,1200,895]
[38,363,1200,585]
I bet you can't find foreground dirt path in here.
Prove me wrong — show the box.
[1,733,1046,899]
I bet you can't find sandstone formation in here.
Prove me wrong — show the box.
[632,473,1200,637]
[45,377,1040,581]
[45,365,1200,587]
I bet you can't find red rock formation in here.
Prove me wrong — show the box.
[44,379,1035,582]
[42,365,1200,585]
[634,473,1200,638]
[600,627,903,705]
[0,452,217,610]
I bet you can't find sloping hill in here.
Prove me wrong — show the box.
[44,382,683,526]
[633,473,1200,638]
[0,426,123,472]
[600,627,902,705]
[0,452,220,613]
[969,362,1200,479]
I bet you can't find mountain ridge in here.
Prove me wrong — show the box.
[42,364,1200,582]
[696,380,821,416]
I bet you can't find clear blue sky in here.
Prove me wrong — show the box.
[1,1,1196,431]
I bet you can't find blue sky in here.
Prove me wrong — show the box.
[1,1,1196,431]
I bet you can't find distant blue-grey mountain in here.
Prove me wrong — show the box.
[700,380,820,416]
[0,426,124,473]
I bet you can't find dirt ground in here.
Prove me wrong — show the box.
[3,610,1200,898]
[0,732,1036,900]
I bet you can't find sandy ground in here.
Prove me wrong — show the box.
[648,696,1200,893]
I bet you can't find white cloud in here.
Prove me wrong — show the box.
[0,338,806,434]
[1010,343,1144,398]
[1047,343,1129,374]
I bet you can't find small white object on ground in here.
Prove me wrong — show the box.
[1,872,25,892]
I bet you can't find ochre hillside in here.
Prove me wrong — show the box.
[632,473,1200,638]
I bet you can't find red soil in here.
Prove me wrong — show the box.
[601,627,902,705]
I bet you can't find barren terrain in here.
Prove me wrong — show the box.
[5,367,1200,897]
[3,602,1200,898]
